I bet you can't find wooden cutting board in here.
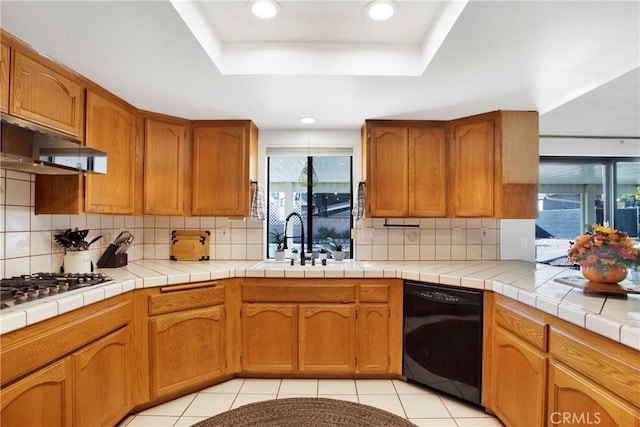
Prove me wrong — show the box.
[170,230,210,261]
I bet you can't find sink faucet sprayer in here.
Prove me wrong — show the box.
[284,212,305,266]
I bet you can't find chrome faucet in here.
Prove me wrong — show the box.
[284,212,305,266]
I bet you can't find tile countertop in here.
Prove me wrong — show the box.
[1,259,638,351]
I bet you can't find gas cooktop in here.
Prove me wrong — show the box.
[0,272,113,310]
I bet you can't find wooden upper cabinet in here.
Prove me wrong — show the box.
[363,121,447,218]
[84,90,137,215]
[144,117,188,215]
[410,126,447,217]
[9,49,84,138]
[449,111,539,218]
[365,124,408,217]
[1,42,9,113]
[191,121,258,217]
[498,111,539,218]
[449,118,496,217]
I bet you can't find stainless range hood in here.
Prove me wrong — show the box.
[1,116,107,175]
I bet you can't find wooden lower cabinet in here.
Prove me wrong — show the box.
[241,302,390,375]
[0,359,72,427]
[489,295,640,427]
[548,361,639,427]
[299,304,356,373]
[241,303,298,372]
[491,326,547,427]
[149,305,226,399]
[357,303,390,373]
[2,329,129,427]
[72,327,131,427]
[240,279,398,376]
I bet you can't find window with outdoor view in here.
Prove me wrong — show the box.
[536,157,639,266]
[267,156,353,260]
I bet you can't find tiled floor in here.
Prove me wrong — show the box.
[119,378,503,427]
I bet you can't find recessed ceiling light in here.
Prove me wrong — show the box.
[251,0,279,19]
[366,0,396,21]
[299,117,316,124]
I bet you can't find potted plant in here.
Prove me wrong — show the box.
[291,247,299,261]
[327,237,345,261]
[269,231,286,261]
[568,223,639,284]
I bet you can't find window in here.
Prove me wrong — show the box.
[267,156,353,259]
[536,157,640,265]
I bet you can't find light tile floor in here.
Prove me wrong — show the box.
[119,378,503,427]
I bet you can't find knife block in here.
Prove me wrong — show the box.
[97,244,128,268]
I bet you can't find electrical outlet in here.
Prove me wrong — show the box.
[481,227,488,240]
[453,226,463,240]
[363,227,374,242]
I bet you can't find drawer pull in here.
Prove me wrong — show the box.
[159,281,218,293]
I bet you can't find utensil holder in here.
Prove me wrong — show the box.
[63,251,92,273]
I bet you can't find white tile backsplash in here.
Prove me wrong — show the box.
[6,177,31,206]
[3,171,511,271]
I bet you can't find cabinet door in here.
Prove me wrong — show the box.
[144,118,187,215]
[357,304,390,373]
[548,361,639,427]
[299,304,356,373]
[10,50,84,138]
[450,119,495,217]
[72,327,131,427]
[1,42,9,113]
[409,126,447,217]
[0,359,72,427]
[492,327,547,427]
[192,124,252,216]
[366,126,409,217]
[149,305,225,399]
[85,90,137,214]
[241,303,298,372]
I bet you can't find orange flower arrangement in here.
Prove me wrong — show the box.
[567,224,639,275]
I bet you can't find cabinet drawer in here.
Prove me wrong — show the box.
[549,326,640,407]
[495,299,547,351]
[149,282,224,315]
[359,284,389,302]
[243,284,356,303]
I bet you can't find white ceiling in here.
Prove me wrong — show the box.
[1,0,639,136]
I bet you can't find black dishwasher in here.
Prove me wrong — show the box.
[403,281,483,406]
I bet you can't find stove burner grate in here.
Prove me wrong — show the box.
[0,272,113,310]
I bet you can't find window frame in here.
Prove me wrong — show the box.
[266,155,354,259]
